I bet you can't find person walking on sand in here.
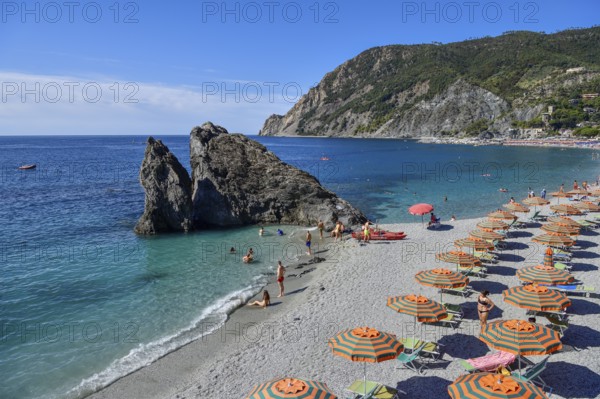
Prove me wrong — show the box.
[338,221,345,241]
[363,221,371,243]
[332,221,340,242]
[541,188,546,199]
[317,219,324,239]
[247,290,270,309]
[306,230,312,255]
[477,290,495,330]
[276,261,286,297]
[559,183,564,193]
[574,180,579,190]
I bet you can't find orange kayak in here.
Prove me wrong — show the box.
[352,229,407,241]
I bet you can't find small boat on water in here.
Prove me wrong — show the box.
[18,164,36,170]
[352,228,407,241]
[320,156,330,161]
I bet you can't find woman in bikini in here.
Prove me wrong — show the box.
[248,290,270,309]
[477,290,495,329]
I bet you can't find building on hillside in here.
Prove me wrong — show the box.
[566,67,586,73]
[582,93,599,100]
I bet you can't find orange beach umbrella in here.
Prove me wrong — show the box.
[470,229,504,241]
[503,203,530,213]
[547,216,580,227]
[436,251,481,267]
[448,373,548,399]
[477,220,509,231]
[408,203,434,225]
[516,265,574,285]
[454,238,495,251]
[487,210,518,221]
[246,378,337,399]
[480,319,562,356]
[549,204,582,215]
[532,234,575,247]
[574,201,600,212]
[502,284,571,312]
[540,223,580,236]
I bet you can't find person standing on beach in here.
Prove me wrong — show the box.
[339,221,345,241]
[276,261,286,297]
[363,221,371,243]
[559,184,564,193]
[317,219,324,239]
[541,188,546,199]
[574,180,579,190]
[306,230,312,255]
[477,290,495,330]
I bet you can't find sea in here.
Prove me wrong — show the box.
[1,135,599,398]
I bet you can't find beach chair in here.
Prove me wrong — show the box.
[473,251,498,263]
[399,337,443,361]
[512,357,550,389]
[397,344,427,374]
[545,315,569,336]
[345,380,401,399]
[577,220,596,230]
[437,313,461,329]
[439,285,474,298]
[553,262,572,272]
[547,284,595,297]
[442,302,464,317]
[528,211,547,223]
[458,265,487,278]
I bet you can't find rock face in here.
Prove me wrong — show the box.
[190,122,365,228]
[134,137,193,235]
[135,123,366,234]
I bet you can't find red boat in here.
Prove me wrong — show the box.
[18,164,36,170]
[352,228,407,241]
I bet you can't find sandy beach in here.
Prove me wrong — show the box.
[89,197,600,399]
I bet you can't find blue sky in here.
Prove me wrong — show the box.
[0,0,598,135]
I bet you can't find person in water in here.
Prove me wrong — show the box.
[450,215,456,222]
[229,247,236,254]
[477,290,495,329]
[259,227,264,236]
[248,290,270,309]
[277,229,284,236]
[243,248,254,263]
[276,261,286,297]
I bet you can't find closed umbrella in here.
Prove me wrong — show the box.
[516,265,574,285]
[448,373,548,399]
[328,327,403,397]
[543,247,553,268]
[503,284,571,312]
[246,378,337,399]
[409,203,434,225]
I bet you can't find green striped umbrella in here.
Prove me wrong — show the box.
[488,210,518,221]
[480,319,562,373]
[574,201,600,212]
[531,234,575,247]
[328,327,403,397]
[540,223,580,236]
[436,251,481,267]
[470,229,504,241]
[246,378,337,399]
[415,268,469,302]
[503,285,571,312]
[503,202,530,213]
[387,294,447,322]
[476,220,509,231]
[448,373,548,399]
[547,216,580,227]
[516,265,574,285]
[549,204,582,215]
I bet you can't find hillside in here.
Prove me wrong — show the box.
[260,27,600,138]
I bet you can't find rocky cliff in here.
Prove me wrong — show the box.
[135,123,366,234]
[134,138,193,234]
[260,27,600,138]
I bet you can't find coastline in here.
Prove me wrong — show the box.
[88,200,600,399]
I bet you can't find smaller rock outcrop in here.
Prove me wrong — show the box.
[134,137,193,235]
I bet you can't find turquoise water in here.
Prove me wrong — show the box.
[1,136,599,398]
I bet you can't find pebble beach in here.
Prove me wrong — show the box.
[89,196,600,399]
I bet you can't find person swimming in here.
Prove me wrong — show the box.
[499,188,508,192]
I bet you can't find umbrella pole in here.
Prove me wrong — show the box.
[364,362,367,397]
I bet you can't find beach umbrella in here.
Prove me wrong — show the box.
[246,378,337,399]
[448,373,548,399]
[532,234,575,247]
[550,191,572,204]
[543,247,553,268]
[547,216,580,227]
[522,197,550,213]
[573,201,600,212]
[387,294,447,322]
[480,319,562,374]
[549,204,582,215]
[408,203,434,225]
[436,251,481,267]
[487,210,518,221]
[503,284,571,312]
[454,238,495,251]
[470,229,504,241]
[503,203,530,213]
[328,327,403,397]
[589,189,600,197]
[516,265,574,285]
[477,220,509,231]
[567,188,590,197]
[540,223,580,236]
[415,268,469,302]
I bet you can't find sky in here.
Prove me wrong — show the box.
[0,0,599,135]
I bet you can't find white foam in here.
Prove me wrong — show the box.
[65,279,266,399]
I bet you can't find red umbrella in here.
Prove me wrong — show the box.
[409,203,434,225]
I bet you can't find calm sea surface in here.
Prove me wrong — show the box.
[0,135,598,398]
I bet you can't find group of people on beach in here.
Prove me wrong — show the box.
[247,260,286,309]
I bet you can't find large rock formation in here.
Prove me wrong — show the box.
[134,138,193,234]
[190,122,365,228]
[135,123,366,234]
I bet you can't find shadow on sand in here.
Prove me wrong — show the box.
[395,376,453,398]
[544,361,600,399]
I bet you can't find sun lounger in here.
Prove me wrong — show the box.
[473,251,498,264]
[442,302,464,317]
[546,284,595,297]
[528,211,548,223]
[439,285,474,298]
[437,313,461,329]
[553,262,572,271]
[545,315,569,336]
[345,380,401,399]
[400,337,443,361]
[512,357,550,389]
[458,265,487,278]
[459,351,516,373]
[397,344,427,374]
